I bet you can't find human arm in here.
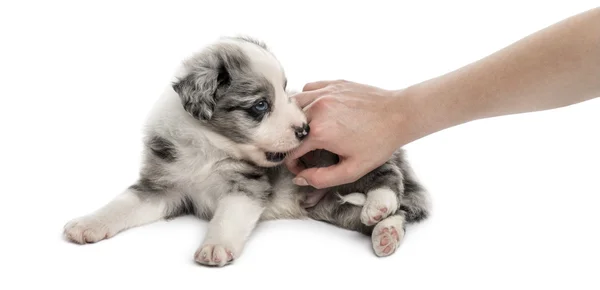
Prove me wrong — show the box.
[285,7,600,189]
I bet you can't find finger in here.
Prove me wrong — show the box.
[292,89,327,109]
[284,138,320,174]
[284,156,305,176]
[293,160,361,189]
[289,136,320,161]
[300,188,329,208]
[302,80,336,92]
[302,101,317,123]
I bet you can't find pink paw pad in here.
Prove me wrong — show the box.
[380,236,390,246]
[372,224,404,257]
[371,214,382,223]
[194,244,233,267]
[391,227,400,242]
[383,245,393,254]
[360,196,396,226]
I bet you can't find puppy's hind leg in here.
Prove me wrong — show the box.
[371,213,406,257]
[308,192,374,236]
[63,182,173,244]
[359,187,399,226]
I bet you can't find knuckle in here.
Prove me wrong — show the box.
[314,96,335,109]
[308,123,325,139]
[329,83,349,94]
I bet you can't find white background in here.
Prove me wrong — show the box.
[1,1,599,289]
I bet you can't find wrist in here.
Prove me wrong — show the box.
[388,80,474,146]
[384,87,431,148]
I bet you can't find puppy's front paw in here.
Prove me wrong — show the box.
[371,215,405,257]
[194,244,235,267]
[63,216,112,244]
[361,189,398,226]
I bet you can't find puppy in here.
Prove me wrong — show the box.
[63,36,430,266]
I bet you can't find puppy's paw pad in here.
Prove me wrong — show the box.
[360,193,397,226]
[372,222,404,257]
[63,217,112,244]
[194,244,234,267]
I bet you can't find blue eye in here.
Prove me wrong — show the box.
[252,101,269,112]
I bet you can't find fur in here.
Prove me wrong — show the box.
[63,36,431,266]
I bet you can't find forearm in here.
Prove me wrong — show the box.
[404,7,600,139]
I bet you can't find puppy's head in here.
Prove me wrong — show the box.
[172,37,308,167]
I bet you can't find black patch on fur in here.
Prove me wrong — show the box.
[209,72,276,142]
[216,62,232,88]
[305,148,429,238]
[172,73,214,121]
[307,193,374,236]
[237,185,251,195]
[172,43,249,122]
[147,135,177,162]
[400,205,428,223]
[264,189,274,199]
[373,168,395,177]
[220,165,272,201]
[403,176,422,194]
[129,177,167,193]
[129,178,164,192]
[165,196,197,220]
[171,40,280,144]
[242,172,263,180]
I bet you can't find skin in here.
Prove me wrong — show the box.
[285,6,600,189]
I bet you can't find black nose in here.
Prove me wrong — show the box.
[294,123,310,140]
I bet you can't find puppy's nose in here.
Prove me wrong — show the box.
[294,123,310,141]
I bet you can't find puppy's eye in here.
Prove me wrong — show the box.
[252,101,269,113]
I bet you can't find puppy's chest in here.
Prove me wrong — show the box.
[161,145,217,183]
[168,149,259,197]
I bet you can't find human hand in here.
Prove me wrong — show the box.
[287,8,600,190]
[285,80,414,189]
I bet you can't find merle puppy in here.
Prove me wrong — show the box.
[63,36,430,267]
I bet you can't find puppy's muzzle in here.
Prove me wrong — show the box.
[294,123,310,141]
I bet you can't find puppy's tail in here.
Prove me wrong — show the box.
[336,192,366,206]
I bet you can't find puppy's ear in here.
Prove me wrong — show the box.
[172,63,231,121]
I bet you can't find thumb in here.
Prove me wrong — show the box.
[292,160,360,189]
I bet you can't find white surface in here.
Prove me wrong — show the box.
[1,1,599,289]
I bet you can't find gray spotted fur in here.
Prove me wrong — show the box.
[303,149,429,235]
[137,36,428,233]
[77,36,430,259]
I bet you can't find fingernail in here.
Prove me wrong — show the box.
[293,177,308,186]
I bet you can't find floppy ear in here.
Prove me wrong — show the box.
[172,63,231,121]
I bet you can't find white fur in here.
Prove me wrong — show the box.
[63,37,418,267]
[196,195,265,266]
[372,215,406,257]
[337,192,367,206]
[360,187,399,226]
[238,40,307,155]
[64,190,167,244]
